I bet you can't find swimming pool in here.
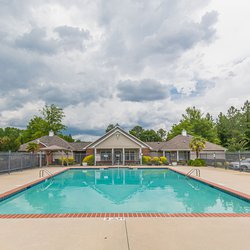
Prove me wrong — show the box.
[0,168,249,214]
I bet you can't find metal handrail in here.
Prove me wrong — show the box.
[186,168,200,178]
[39,169,53,178]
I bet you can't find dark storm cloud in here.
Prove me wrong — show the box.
[0,0,222,133]
[117,79,169,102]
[0,44,47,93]
[15,26,91,54]
[65,127,104,137]
[15,28,58,54]
[142,11,218,56]
[99,0,218,73]
[54,25,90,51]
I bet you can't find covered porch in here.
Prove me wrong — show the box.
[94,148,142,166]
[163,150,190,164]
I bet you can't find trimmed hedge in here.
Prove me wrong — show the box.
[160,156,168,165]
[142,155,151,165]
[188,159,206,166]
[151,157,160,165]
[83,154,94,166]
[59,157,75,165]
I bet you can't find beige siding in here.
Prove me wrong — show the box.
[95,132,141,149]
[149,151,162,157]
[191,150,226,160]
[53,152,74,160]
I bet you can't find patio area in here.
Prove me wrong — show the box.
[0,166,249,250]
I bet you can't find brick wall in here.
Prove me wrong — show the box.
[142,148,151,156]
[86,148,94,155]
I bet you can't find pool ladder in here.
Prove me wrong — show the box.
[186,168,201,178]
[39,169,54,178]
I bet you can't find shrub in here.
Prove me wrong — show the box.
[142,155,151,165]
[83,154,94,166]
[151,157,160,165]
[160,156,168,165]
[215,161,223,168]
[177,160,187,166]
[188,159,206,166]
[59,157,75,165]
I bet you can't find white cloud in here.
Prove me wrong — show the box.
[0,0,249,138]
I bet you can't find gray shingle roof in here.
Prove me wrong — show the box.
[147,135,226,151]
[19,135,74,151]
[69,142,91,151]
[85,126,152,149]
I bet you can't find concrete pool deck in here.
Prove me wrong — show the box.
[0,166,250,249]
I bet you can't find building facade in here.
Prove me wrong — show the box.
[84,127,152,165]
[85,127,226,165]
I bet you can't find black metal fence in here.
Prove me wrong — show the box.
[0,152,46,174]
[200,151,250,171]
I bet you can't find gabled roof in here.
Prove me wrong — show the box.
[19,135,74,152]
[69,142,91,151]
[40,145,71,151]
[84,126,152,149]
[148,134,226,151]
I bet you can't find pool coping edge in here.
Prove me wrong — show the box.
[0,167,249,218]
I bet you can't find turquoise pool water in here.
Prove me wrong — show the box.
[0,168,249,214]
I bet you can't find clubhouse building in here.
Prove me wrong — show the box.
[20,126,225,165]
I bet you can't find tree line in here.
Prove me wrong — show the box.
[0,100,249,152]
[0,104,76,152]
[106,100,250,151]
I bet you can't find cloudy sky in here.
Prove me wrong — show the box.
[0,0,250,141]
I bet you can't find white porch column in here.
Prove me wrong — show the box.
[112,148,114,165]
[139,148,142,165]
[94,148,97,166]
[163,150,165,157]
[122,148,125,165]
[176,150,179,162]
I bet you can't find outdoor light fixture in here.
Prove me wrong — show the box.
[116,132,120,139]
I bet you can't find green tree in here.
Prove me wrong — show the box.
[0,127,22,151]
[216,102,249,151]
[140,129,162,142]
[22,117,48,142]
[0,136,11,151]
[129,126,144,138]
[26,142,40,153]
[59,134,75,142]
[41,104,66,134]
[189,136,206,159]
[105,123,119,133]
[21,104,67,143]
[157,128,167,141]
[168,107,219,143]
[242,100,250,150]
[129,126,162,142]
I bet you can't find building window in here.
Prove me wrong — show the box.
[125,150,136,161]
[100,150,112,161]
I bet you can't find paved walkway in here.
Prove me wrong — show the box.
[0,166,67,194]
[0,166,249,250]
[169,166,250,195]
[0,217,249,250]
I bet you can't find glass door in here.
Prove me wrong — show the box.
[114,149,122,165]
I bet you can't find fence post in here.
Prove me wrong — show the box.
[8,150,11,174]
[21,153,23,171]
[238,151,241,169]
[39,151,42,168]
